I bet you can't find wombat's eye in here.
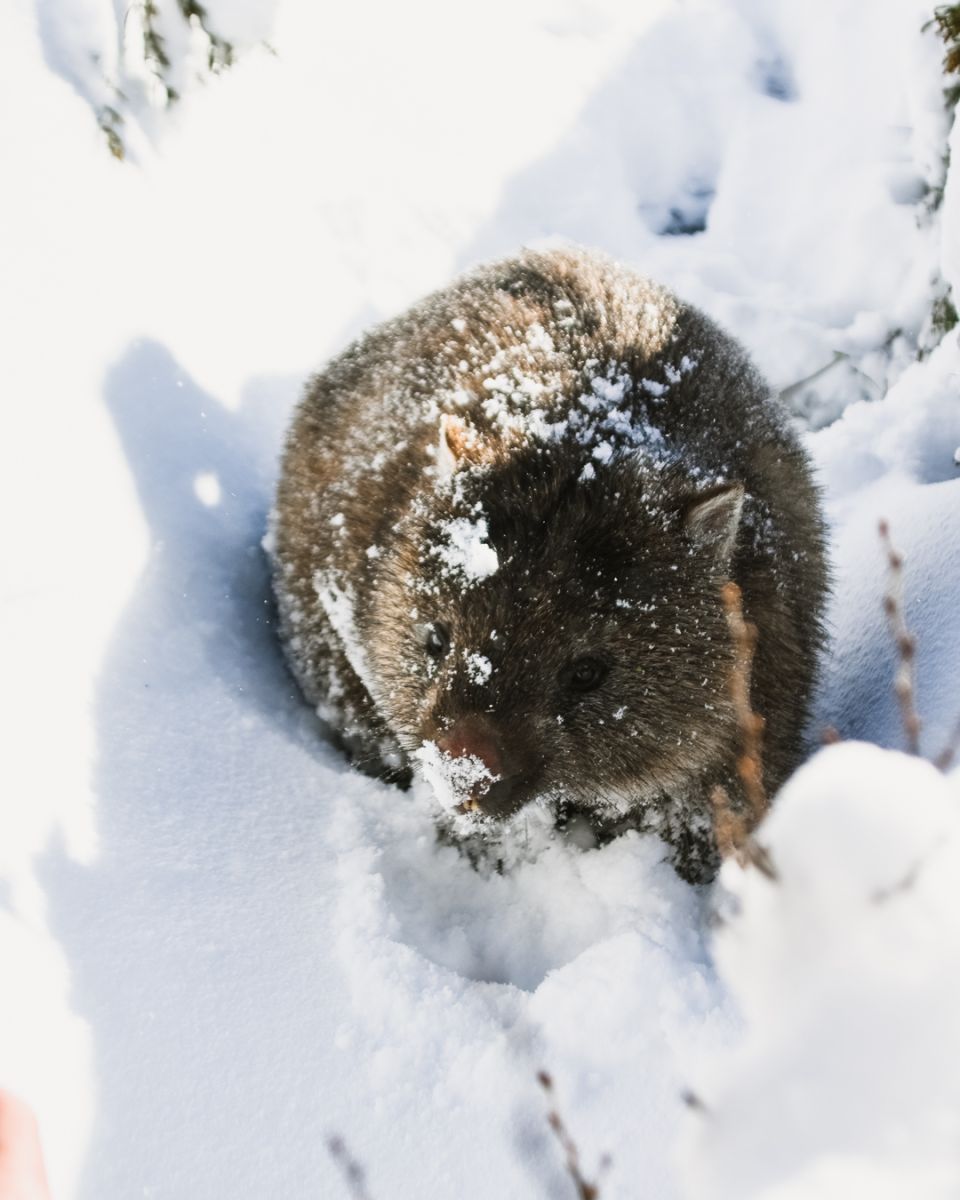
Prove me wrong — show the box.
[561,656,607,693]
[423,623,450,659]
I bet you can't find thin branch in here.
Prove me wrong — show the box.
[777,352,847,404]
[709,785,777,880]
[681,1089,709,1114]
[934,713,960,772]
[537,1071,608,1200]
[327,1135,375,1200]
[878,521,921,755]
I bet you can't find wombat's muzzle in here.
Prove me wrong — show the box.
[435,715,528,818]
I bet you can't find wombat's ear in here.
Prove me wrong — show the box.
[683,482,744,560]
[436,414,490,481]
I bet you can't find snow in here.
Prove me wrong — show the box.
[413,740,499,812]
[683,744,960,1199]
[435,515,500,584]
[2,0,960,1198]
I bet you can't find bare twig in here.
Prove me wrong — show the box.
[871,860,923,905]
[681,1089,709,1114]
[721,582,768,824]
[537,1071,608,1200]
[878,521,921,755]
[934,713,960,772]
[327,1135,374,1200]
[710,785,778,881]
[708,586,778,879]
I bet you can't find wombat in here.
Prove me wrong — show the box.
[270,246,828,881]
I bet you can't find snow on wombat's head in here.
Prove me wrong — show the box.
[367,414,745,822]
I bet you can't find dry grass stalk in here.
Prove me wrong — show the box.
[710,785,778,881]
[935,715,960,771]
[708,584,777,879]
[709,784,748,861]
[327,1135,375,1200]
[537,1071,607,1200]
[878,521,921,755]
[721,582,769,823]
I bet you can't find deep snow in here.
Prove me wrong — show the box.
[2,0,960,1197]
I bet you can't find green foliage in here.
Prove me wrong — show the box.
[93,0,248,158]
[177,1,235,75]
[928,5,960,74]
[139,0,235,106]
[97,105,125,160]
[930,289,958,339]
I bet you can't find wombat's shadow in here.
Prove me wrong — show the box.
[36,341,355,1198]
[34,339,582,1200]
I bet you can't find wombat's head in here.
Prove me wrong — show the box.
[368,421,744,823]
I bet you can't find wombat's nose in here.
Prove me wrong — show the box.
[435,719,503,780]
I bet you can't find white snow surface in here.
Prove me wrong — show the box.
[2,0,960,1198]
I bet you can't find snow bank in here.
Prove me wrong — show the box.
[683,743,960,1199]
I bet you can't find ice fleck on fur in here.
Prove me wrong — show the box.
[414,740,500,810]
[465,652,492,684]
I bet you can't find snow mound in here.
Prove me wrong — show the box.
[684,743,960,1199]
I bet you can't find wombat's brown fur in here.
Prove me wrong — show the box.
[270,246,828,881]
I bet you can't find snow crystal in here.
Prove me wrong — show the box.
[525,323,555,353]
[591,374,629,404]
[465,652,492,685]
[482,373,513,394]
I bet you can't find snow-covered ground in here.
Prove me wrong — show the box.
[2,0,960,1196]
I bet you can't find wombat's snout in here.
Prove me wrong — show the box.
[435,717,520,818]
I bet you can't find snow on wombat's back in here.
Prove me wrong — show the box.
[270,246,828,881]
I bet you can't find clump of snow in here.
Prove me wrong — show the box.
[682,743,960,1199]
[435,514,499,584]
[414,740,499,811]
[465,651,493,685]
